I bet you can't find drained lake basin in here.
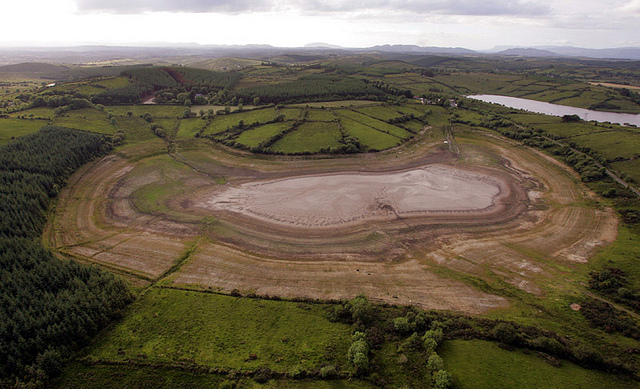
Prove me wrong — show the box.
[204,165,505,228]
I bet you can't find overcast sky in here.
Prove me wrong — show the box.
[2,0,639,49]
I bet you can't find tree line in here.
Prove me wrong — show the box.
[93,67,242,105]
[232,75,387,105]
[0,126,133,387]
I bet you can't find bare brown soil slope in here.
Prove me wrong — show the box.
[48,130,617,314]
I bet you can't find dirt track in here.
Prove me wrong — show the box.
[48,130,617,314]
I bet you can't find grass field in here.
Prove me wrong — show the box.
[569,130,640,161]
[289,100,382,108]
[86,288,354,373]
[440,340,636,389]
[204,108,281,135]
[270,121,343,153]
[340,117,400,150]
[52,108,116,134]
[610,158,640,184]
[305,109,336,122]
[54,364,372,389]
[109,105,185,118]
[277,108,304,120]
[335,109,410,139]
[114,115,155,143]
[8,107,56,119]
[0,118,46,144]
[176,118,208,139]
[352,106,402,121]
[235,122,292,148]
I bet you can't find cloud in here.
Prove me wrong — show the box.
[76,0,550,16]
[618,0,640,13]
[75,0,275,14]
[299,0,550,16]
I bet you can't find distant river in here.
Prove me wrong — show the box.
[466,94,640,127]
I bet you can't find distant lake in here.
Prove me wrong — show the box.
[466,94,640,127]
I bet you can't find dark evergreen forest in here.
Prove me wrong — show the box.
[0,127,133,386]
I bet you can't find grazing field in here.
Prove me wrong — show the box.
[235,122,292,148]
[440,340,635,389]
[352,105,404,121]
[54,364,372,389]
[204,108,281,135]
[85,288,354,373]
[0,118,45,144]
[340,117,401,150]
[113,115,155,142]
[305,109,336,121]
[52,108,116,133]
[336,109,410,139]
[109,105,185,118]
[8,107,55,119]
[270,121,343,153]
[176,118,208,139]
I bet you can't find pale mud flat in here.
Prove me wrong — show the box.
[205,165,503,228]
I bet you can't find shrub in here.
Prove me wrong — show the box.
[319,365,337,379]
[394,317,414,334]
[427,353,445,372]
[432,370,453,389]
[492,322,518,344]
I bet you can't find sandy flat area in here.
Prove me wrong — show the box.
[204,165,503,228]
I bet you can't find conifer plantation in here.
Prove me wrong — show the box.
[0,126,133,385]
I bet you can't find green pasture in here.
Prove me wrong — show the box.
[270,121,343,153]
[204,108,281,134]
[441,340,636,389]
[289,100,381,108]
[610,159,640,184]
[86,288,354,373]
[305,109,336,121]
[340,117,400,151]
[394,103,436,118]
[0,118,45,144]
[54,364,372,389]
[109,105,185,118]
[235,122,292,148]
[113,116,155,142]
[8,107,55,119]
[176,118,208,139]
[590,226,640,290]
[92,77,130,89]
[353,105,404,121]
[154,118,180,137]
[276,108,304,120]
[570,130,640,161]
[52,108,116,134]
[537,121,619,138]
[335,109,409,139]
[401,120,426,132]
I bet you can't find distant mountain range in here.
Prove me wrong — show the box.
[1,43,640,66]
[486,45,640,60]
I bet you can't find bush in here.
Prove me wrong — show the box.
[432,370,453,389]
[427,353,445,372]
[394,317,414,334]
[253,366,273,383]
[424,328,444,344]
[352,352,370,373]
[400,332,422,351]
[319,365,338,378]
[492,323,518,344]
[348,295,375,324]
